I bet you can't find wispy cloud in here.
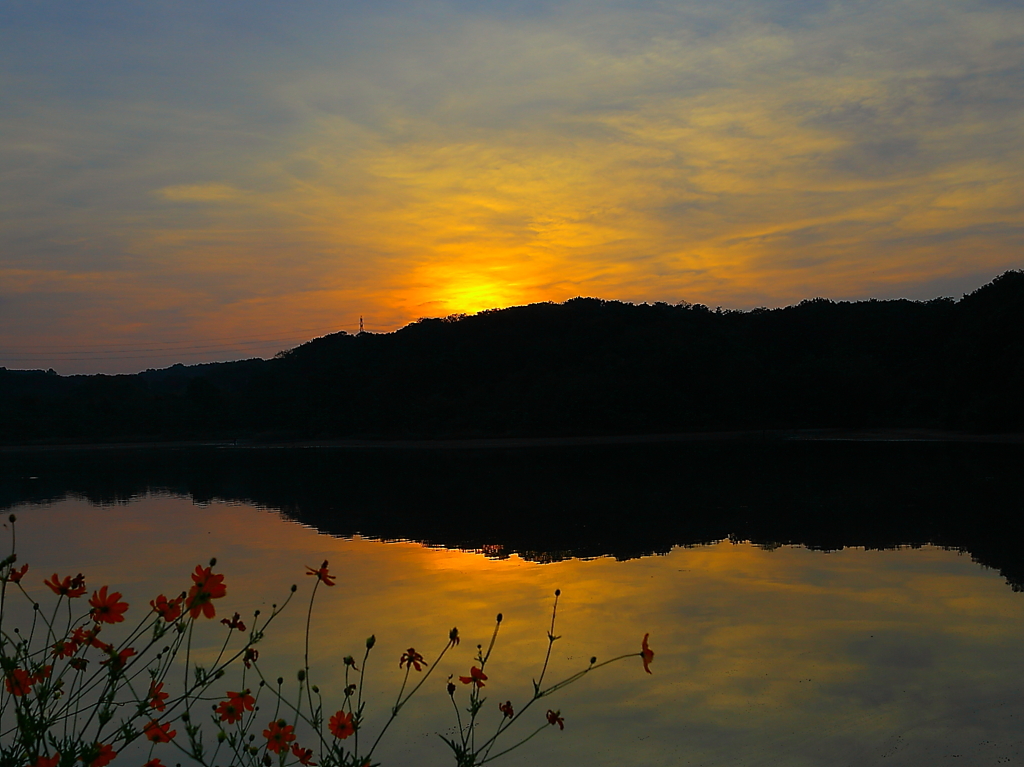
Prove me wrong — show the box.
[1,0,1022,371]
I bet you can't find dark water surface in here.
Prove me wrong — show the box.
[2,441,1024,766]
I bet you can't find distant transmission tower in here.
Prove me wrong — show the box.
[359,315,364,334]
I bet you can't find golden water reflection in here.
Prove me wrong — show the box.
[9,495,1024,766]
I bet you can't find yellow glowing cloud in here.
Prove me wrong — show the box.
[155,183,241,203]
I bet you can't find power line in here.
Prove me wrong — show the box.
[0,329,345,359]
[0,349,288,362]
[0,326,345,353]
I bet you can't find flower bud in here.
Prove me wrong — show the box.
[366,635,376,649]
[209,557,217,567]
[290,584,297,593]
[496,613,503,623]
[555,589,561,596]
[297,669,306,682]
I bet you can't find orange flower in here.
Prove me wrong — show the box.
[30,665,52,684]
[45,573,87,599]
[499,700,514,719]
[305,560,335,586]
[546,709,565,730]
[263,720,295,753]
[87,743,116,767]
[29,752,60,767]
[328,711,355,740]
[290,744,317,765]
[88,587,128,624]
[71,624,106,649]
[220,612,246,631]
[186,565,226,620]
[641,633,654,674]
[5,668,33,696]
[7,563,29,583]
[51,638,77,659]
[150,594,182,622]
[143,719,176,743]
[148,681,168,712]
[459,666,487,688]
[399,648,425,671]
[216,690,255,724]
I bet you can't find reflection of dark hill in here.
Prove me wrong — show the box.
[2,442,1023,589]
[2,271,1024,444]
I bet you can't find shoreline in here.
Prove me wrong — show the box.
[3,427,1024,453]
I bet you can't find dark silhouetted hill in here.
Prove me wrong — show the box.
[2,271,1022,444]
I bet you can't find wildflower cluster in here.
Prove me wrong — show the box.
[0,516,652,767]
[438,589,653,766]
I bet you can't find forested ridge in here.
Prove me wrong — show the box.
[2,270,1022,444]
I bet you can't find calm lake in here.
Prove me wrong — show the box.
[2,441,1024,767]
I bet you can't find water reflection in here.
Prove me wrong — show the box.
[6,491,1024,766]
[3,441,1024,586]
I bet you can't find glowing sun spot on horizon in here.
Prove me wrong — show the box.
[408,267,536,317]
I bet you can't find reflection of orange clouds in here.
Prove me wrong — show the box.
[9,496,1024,766]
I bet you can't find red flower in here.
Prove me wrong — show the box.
[243,648,259,668]
[186,565,226,620]
[143,760,166,767]
[290,744,317,765]
[458,666,487,688]
[88,587,128,624]
[305,560,335,586]
[71,624,106,649]
[216,690,255,724]
[499,700,514,719]
[150,595,182,622]
[148,681,168,712]
[100,647,136,672]
[30,665,52,684]
[263,720,295,753]
[641,633,654,674]
[220,612,246,631]
[7,563,29,583]
[143,719,176,743]
[399,647,425,671]
[51,638,77,659]
[328,711,355,740]
[29,752,60,767]
[546,709,565,730]
[5,668,33,696]
[44,573,87,599]
[87,743,116,767]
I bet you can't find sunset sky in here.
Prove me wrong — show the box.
[2,0,1022,374]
